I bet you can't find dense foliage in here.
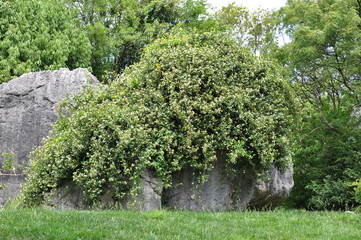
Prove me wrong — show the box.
[280,0,361,210]
[353,178,361,206]
[1,0,358,211]
[64,0,216,80]
[19,32,296,206]
[215,3,281,55]
[287,102,361,210]
[0,0,91,83]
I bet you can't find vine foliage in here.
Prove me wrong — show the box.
[19,32,296,207]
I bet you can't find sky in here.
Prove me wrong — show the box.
[206,0,288,11]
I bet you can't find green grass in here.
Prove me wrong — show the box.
[0,209,360,239]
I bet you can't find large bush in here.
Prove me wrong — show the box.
[20,32,296,206]
[0,0,91,83]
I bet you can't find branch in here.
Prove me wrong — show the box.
[334,53,360,104]
[300,127,322,142]
[320,116,344,135]
[314,97,344,135]
[0,173,26,176]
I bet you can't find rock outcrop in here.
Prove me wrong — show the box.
[50,160,292,211]
[248,165,294,209]
[0,68,98,206]
[163,151,293,211]
[45,170,163,211]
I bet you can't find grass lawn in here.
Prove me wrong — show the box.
[0,209,360,239]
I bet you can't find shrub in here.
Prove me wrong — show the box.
[352,179,361,204]
[19,32,297,207]
[285,101,361,210]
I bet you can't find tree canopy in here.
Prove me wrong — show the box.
[215,3,280,55]
[279,0,361,210]
[64,0,215,80]
[0,0,91,83]
[280,0,360,110]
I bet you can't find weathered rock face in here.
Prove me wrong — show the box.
[122,170,163,210]
[0,68,98,206]
[163,152,294,211]
[45,170,163,211]
[163,152,235,211]
[50,158,293,211]
[248,165,294,209]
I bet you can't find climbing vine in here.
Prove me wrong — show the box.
[19,31,297,207]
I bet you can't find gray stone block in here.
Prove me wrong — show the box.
[0,68,98,206]
[163,151,294,211]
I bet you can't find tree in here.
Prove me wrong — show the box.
[65,0,214,81]
[279,0,361,210]
[0,0,91,83]
[19,31,297,207]
[215,3,281,55]
[280,0,360,117]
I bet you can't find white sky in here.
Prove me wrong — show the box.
[206,0,288,11]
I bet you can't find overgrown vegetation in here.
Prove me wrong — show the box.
[19,31,296,207]
[0,0,360,211]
